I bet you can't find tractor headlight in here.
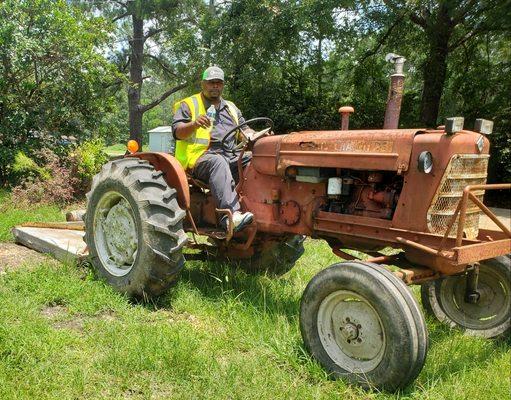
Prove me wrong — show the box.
[418,151,433,173]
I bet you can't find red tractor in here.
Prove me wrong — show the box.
[84,56,510,390]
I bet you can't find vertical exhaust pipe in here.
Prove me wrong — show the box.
[383,53,405,129]
[339,106,354,130]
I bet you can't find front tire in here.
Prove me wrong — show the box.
[300,261,428,391]
[421,256,510,339]
[84,158,188,297]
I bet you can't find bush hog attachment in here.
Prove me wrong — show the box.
[83,55,510,390]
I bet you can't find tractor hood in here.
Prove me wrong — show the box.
[251,129,421,176]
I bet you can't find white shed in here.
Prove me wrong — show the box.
[148,126,174,154]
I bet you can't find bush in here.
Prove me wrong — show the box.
[69,139,109,195]
[11,152,51,182]
[9,138,110,207]
[11,149,78,207]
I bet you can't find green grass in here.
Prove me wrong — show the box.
[0,190,65,242]
[0,198,509,399]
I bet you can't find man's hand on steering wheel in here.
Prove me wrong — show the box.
[221,117,274,154]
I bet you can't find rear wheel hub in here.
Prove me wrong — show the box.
[94,192,138,276]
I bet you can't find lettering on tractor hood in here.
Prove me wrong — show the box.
[269,129,420,176]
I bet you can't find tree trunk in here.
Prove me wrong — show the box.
[419,5,453,127]
[128,15,144,146]
[317,35,323,99]
[419,37,450,127]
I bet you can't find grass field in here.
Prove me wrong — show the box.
[0,192,509,399]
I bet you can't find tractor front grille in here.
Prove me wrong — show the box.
[427,154,489,239]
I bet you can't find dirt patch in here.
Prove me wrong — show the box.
[40,304,118,333]
[0,243,50,273]
[145,309,202,326]
[53,317,85,332]
[40,304,84,332]
[41,304,68,318]
[93,309,118,322]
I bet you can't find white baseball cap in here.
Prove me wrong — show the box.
[202,66,224,81]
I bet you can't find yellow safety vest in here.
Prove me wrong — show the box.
[173,93,239,170]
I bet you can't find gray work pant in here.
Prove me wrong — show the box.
[192,152,251,211]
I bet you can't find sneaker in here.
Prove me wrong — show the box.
[219,211,254,233]
[232,211,254,232]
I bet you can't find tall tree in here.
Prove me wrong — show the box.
[81,0,202,146]
[383,0,511,126]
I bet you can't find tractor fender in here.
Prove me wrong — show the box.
[126,152,190,209]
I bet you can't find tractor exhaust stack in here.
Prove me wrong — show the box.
[383,53,406,129]
[339,106,354,130]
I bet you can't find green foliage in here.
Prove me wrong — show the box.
[0,0,120,184]
[11,149,78,206]
[73,139,109,183]
[200,0,510,187]
[11,152,51,182]
[1,0,509,191]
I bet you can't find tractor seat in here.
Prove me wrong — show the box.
[187,174,209,190]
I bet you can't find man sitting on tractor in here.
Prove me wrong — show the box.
[172,66,254,233]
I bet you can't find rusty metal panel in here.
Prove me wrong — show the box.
[454,239,511,265]
[274,129,418,175]
[238,165,324,237]
[313,210,478,250]
[391,131,490,232]
[251,135,281,176]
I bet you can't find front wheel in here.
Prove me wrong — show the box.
[300,261,428,391]
[421,256,510,339]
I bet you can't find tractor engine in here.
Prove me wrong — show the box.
[318,170,402,219]
[244,125,491,243]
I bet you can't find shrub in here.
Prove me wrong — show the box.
[11,149,78,207]
[11,151,51,181]
[69,138,109,195]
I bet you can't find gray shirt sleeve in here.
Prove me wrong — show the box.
[171,102,192,140]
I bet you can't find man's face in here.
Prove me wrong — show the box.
[201,79,224,100]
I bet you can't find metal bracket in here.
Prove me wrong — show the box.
[465,264,481,304]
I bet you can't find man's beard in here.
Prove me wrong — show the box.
[207,90,220,99]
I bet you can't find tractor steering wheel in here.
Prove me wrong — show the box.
[221,117,274,154]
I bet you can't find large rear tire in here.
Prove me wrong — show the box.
[84,158,188,298]
[421,256,510,339]
[300,261,428,391]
